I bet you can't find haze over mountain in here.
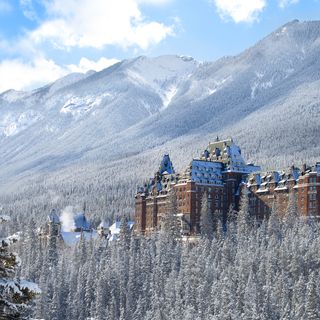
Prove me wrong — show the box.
[1,20,320,194]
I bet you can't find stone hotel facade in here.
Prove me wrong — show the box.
[134,138,320,235]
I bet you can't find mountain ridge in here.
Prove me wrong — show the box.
[0,19,320,193]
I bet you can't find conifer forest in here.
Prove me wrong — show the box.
[2,192,320,319]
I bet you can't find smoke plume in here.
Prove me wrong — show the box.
[60,206,75,232]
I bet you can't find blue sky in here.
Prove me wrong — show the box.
[0,0,319,92]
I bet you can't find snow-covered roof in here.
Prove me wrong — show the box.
[274,186,288,191]
[159,154,175,175]
[109,220,134,235]
[98,220,109,229]
[108,234,118,241]
[73,213,91,231]
[0,214,11,222]
[136,137,261,197]
[190,159,223,185]
[247,165,311,193]
[61,230,98,246]
[137,154,179,196]
[199,138,260,174]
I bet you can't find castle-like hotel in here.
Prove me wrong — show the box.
[134,138,320,235]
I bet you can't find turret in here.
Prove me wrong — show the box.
[48,209,61,236]
[159,154,175,175]
[97,220,110,238]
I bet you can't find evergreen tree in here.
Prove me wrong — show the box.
[200,191,214,239]
[284,191,299,229]
[162,189,180,240]
[236,190,251,243]
[305,272,319,320]
[292,275,306,319]
[119,215,131,250]
[0,217,40,319]
[47,223,59,268]
[267,200,282,240]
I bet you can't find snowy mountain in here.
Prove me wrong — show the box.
[0,20,320,192]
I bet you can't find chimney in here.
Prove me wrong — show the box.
[301,163,307,175]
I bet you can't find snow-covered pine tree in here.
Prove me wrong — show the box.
[267,200,282,240]
[84,254,96,319]
[200,191,214,239]
[284,191,299,229]
[304,271,319,320]
[119,215,131,250]
[292,274,306,319]
[162,189,180,240]
[47,222,59,268]
[0,216,41,319]
[236,190,251,243]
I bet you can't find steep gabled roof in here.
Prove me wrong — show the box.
[74,213,91,230]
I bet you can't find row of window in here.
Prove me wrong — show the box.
[195,186,223,193]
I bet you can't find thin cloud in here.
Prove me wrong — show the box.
[138,0,173,5]
[30,0,175,50]
[0,0,176,91]
[0,57,66,93]
[19,0,39,20]
[213,0,266,23]
[278,0,299,8]
[0,0,12,13]
[0,56,121,93]
[67,57,119,73]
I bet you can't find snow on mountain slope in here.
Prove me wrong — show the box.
[0,89,30,103]
[0,110,42,137]
[0,54,198,143]
[0,20,320,191]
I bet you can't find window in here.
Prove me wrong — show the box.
[309,194,316,200]
[309,202,316,208]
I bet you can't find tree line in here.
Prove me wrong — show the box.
[2,191,320,319]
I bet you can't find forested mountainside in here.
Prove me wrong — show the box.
[1,20,320,225]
